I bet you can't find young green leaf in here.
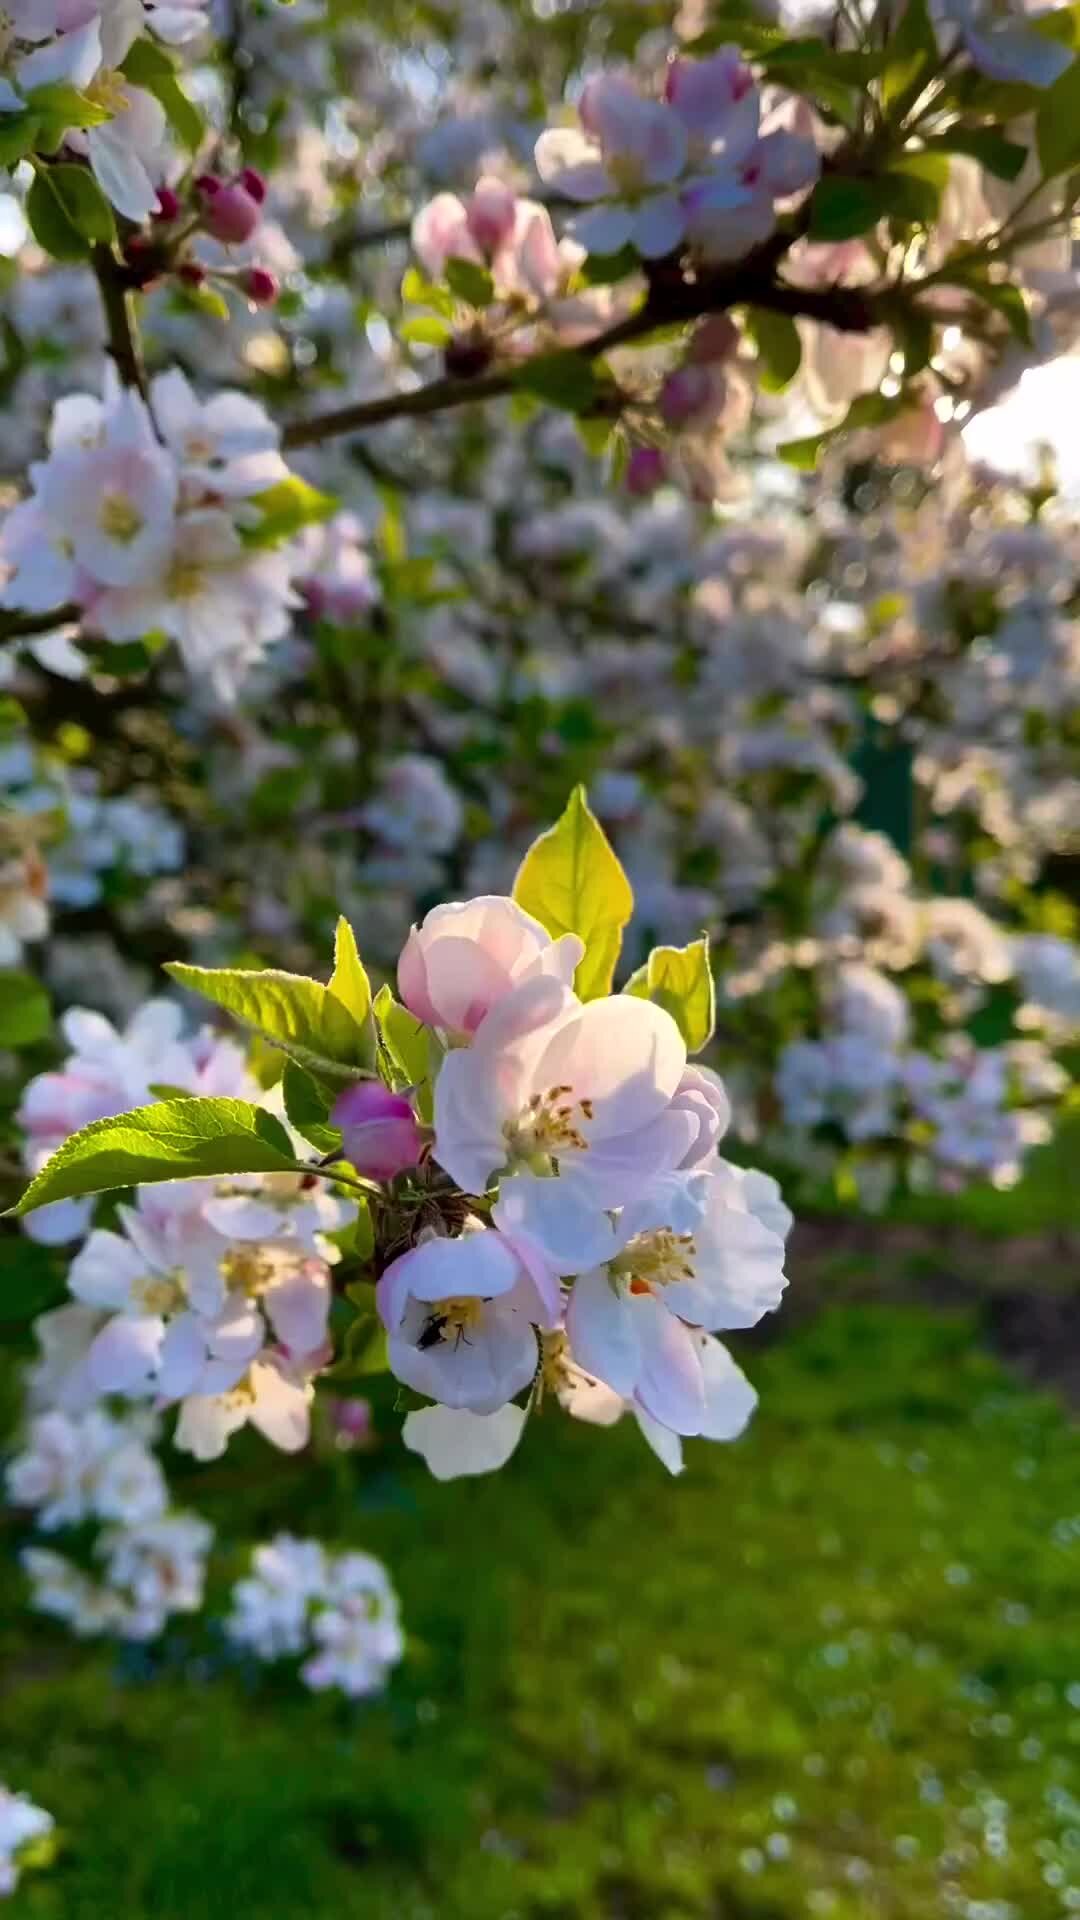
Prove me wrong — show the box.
[328,916,372,1027]
[165,960,375,1078]
[444,256,495,307]
[513,785,634,1000]
[27,166,116,261]
[1037,53,1080,176]
[281,1060,341,1154]
[745,308,802,391]
[374,984,437,1122]
[624,938,715,1054]
[244,476,337,548]
[9,1098,300,1218]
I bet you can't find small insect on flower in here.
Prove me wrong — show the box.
[416,1310,453,1351]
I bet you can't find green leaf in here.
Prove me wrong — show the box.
[27,165,116,261]
[514,351,607,415]
[808,175,890,240]
[244,476,338,548]
[24,83,110,135]
[373,985,437,1123]
[513,785,633,1001]
[0,970,51,1048]
[925,128,1026,182]
[624,938,715,1054]
[1037,54,1080,175]
[745,308,801,391]
[328,916,372,1028]
[400,266,456,317]
[400,314,453,348]
[165,960,375,1079]
[10,1098,300,1218]
[880,0,936,112]
[444,256,495,307]
[942,266,1033,345]
[0,110,43,166]
[281,1060,340,1155]
[327,1307,389,1381]
[121,38,204,151]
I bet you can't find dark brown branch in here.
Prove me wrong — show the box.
[281,237,883,452]
[0,603,81,643]
[91,243,148,399]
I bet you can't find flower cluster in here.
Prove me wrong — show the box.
[0,367,299,698]
[7,1404,213,1640]
[66,1169,352,1460]
[226,1533,404,1698]
[0,3,208,221]
[0,1786,54,1900]
[534,54,819,263]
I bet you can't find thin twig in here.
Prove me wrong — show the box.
[0,603,81,643]
[282,246,882,452]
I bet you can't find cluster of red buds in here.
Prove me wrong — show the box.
[120,166,279,308]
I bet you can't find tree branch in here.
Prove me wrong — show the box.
[281,244,881,452]
[0,604,81,643]
[91,243,148,399]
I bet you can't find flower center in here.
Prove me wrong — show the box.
[133,1270,186,1314]
[503,1084,593,1174]
[221,1246,279,1297]
[88,69,131,116]
[98,490,145,543]
[611,1227,697,1292]
[416,1295,484,1349]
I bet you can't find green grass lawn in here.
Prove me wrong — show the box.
[3,1300,1078,1919]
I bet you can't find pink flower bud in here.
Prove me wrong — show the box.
[246,266,279,306]
[465,177,517,255]
[202,181,261,244]
[194,172,222,197]
[625,445,666,495]
[178,261,207,288]
[329,1396,374,1446]
[688,313,739,365]
[154,186,180,222]
[332,1082,423,1181]
[659,363,714,427]
[239,166,268,205]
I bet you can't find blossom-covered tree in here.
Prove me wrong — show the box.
[0,0,1079,1886]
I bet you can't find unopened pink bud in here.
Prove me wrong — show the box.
[239,166,268,205]
[332,1082,423,1181]
[466,178,516,255]
[154,186,180,222]
[179,261,207,288]
[329,1396,374,1444]
[203,181,262,244]
[625,445,667,495]
[194,171,222,197]
[659,363,714,426]
[246,266,279,306]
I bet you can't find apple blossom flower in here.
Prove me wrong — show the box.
[398,894,583,1039]
[401,1401,529,1479]
[377,1227,555,1412]
[435,976,691,1267]
[0,1786,54,1899]
[227,1535,403,1698]
[535,72,690,258]
[412,176,581,301]
[563,1162,787,1436]
[174,1352,317,1461]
